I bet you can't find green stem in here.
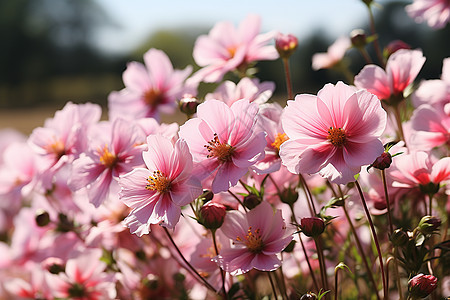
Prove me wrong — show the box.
[392,104,406,145]
[314,236,329,294]
[282,57,294,99]
[355,180,387,300]
[366,3,386,68]
[212,229,228,299]
[227,190,248,212]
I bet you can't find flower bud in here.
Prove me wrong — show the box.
[198,202,227,230]
[42,257,65,274]
[300,217,325,237]
[35,209,50,227]
[300,292,317,300]
[371,152,392,170]
[408,273,437,298]
[350,29,367,49]
[178,94,200,116]
[279,186,298,206]
[418,182,440,195]
[384,40,411,58]
[243,193,261,210]
[275,33,298,59]
[417,216,441,235]
[390,228,409,247]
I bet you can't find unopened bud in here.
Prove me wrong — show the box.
[300,292,317,300]
[42,257,65,274]
[279,186,298,206]
[201,189,214,202]
[198,202,227,230]
[408,273,437,298]
[372,152,392,170]
[384,40,411,58]
[390,229,409,247]
[35,209,50,227]
[418,216,441,235]
[300,217,325,237]
[350,29,367,48]
[275,33,298,59]
[178,94,200,116]
[243,193,261,210]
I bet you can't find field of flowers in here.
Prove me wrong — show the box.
[0,0,449,299]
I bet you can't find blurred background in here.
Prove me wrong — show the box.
[0,0,449,133]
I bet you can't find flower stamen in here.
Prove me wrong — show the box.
[143,89,164,107]
[327,127,347,147]
[146,170,171,193]
[271,132,289,152]
[204,133,234,163]
[99,145,118,168]
[236,226,264,253]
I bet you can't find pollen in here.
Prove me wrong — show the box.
[146,170,171,194]
[143,88,164,107]
[45,140,65,159]
[227,46,237,58]
[204,133,235,163]
[327,127,347,147]
[98,145,118,168]
[271,133,289,152]
[236,226,264,253]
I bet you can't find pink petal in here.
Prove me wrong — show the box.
[343,139,384,168]
[431,157,450,183]
[251,254,281,272]
[169,176,202,207]
[228,99,259,146]
[143,135,174,174]
[387,49,426,94]
[320,150,361,184]
[197,100,234,142]
[317,82,357,127]
[143,49,174,89]
[211,162,248,193]
[123,61,151,92]
[354,65,391,100]
[118,168,156,208]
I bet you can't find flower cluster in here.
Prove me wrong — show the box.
[1,5,449,300]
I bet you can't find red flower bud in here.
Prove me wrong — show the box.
[371,152,392,170]
[198,202,227,230]
[275,33,298,59]
[300,217,325,237]
[178,94,200,116]
[408,274,437,298]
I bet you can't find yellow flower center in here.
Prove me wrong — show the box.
[327,127,347,147]
[146,170,171,193]
[271,133,289,152]
[45,140,66,159]
[236,226,264,253]
[204,133,235,163]
[99,145,118,168]
[227,46,237,58]
[143,88,164,107]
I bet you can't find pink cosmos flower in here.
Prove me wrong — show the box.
[354,49,426,101]
[389,151,450,190]
[279,81,387,184]
[214,201,293,275]
[48,249,116,300]
[108,48,193,120]
[118,135,202,236]
[190,14,279,83]
[412,57,450,108]
[205,77,275,106]
[409,103,450,150]
[69,118,146,207]
[179,99,266,193]
[406,0,450,29]
[312,36,351,71]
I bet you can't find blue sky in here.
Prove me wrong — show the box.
[92,0,374,55]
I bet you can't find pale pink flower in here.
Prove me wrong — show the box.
[389,151,450,189]
[3,264,51,299]
[354,49,426,101]
[179,99,266,193]
[108,48,193,120]
[48,249,116,300]
[280,81,387,184]
[118,135,202,236]
[409,103,450,150]
[69,118,146,207]
[412,57,450,108]
[214,201,293,275]
[312,36,351,71]
[205,77,275,106]
[406,0,450,29]
[190,14,279,83]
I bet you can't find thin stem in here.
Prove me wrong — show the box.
[428,193,433,216]
[227,189,248,212]
[289,205,320,292]
[163,227,217,293]
[392,104,406,144]
[277,266,289,300]
[267,271,279,300]
[381,170,394,234]
[357,47,373,65]
[334,266,341,300]
[366,3,386,68]
[314,237,329,294]
[355,180,387,300]
[239,179,252,194]
[342,203,381,300]
[282,57,294,99]
[212,229,227,299]
[299,174,317,216]
[393,247,404,300]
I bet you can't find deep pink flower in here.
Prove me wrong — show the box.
[108,49,193,120]
[409,103,450,150]
[406,0,450,29]
[312,36,351,71]
[275,32,298,59]
[179,99,266,193]
[280,81,387,184]
[190,14,278,83]
[214,201,292,275]
[69,118,145,207]
[389,151,450,189]
[205,77,275,106]
[118,135,202,236]
[408,273,438,298]
[354,49,426,101]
